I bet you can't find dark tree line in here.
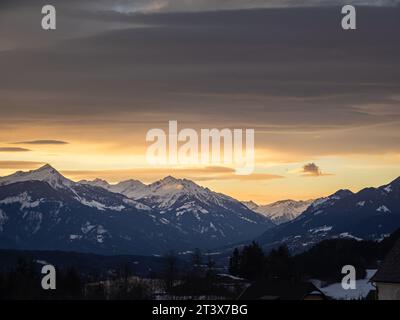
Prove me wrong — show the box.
[0,258,83,300]
[229,229,400,283]
[0,258,152,300]
[228,241,368,282]
[229,242,294,281]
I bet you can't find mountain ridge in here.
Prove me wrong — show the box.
[255,176,400,253]
[243,199,314,225]
[0,165,273,255]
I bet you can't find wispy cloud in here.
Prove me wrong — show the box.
[0,161,44,169]
[193,173,284,182]
[13,140,69,145]
[61,166,283,183]
[102,0,400,13]
[0,147,31,152]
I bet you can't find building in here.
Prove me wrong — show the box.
[371,239,400,300]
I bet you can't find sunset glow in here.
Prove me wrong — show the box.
[0,2,399,204]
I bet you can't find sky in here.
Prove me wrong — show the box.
[0,1,400,203]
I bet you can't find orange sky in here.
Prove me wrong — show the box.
[0,123,399,204]
[1,4,399,204]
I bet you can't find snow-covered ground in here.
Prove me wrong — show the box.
[312,269,377,300]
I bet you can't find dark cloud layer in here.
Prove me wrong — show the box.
[13,140,69,145]
[2,7,399,110]
[2,0,400,11]
[0,4,399,156]
[0,161,44,169]
[0,147,31,152]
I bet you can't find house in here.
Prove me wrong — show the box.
[371,238,400,300]
[238,279,327,300]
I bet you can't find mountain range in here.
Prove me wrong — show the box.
[256,177,400,253]
[0,165,272,255]
[243,199,314,225]
[0,164,399,257]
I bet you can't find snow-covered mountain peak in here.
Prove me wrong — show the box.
[109,179,147,198]
[160,175,180,184]
[248,199,314,225]
[37,163,55,172]
[93,178,109,184]
[242,201,259,211]
[79,178,110,189]
[79,178,148,200]
[150,176,204,194]
[0,164,74,189]
[117,179,145,186]
[132,176,237,211]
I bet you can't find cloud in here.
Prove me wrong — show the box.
[65,0,400,14]
[301,163,332,177]
[193,173,284,182]
[127,0,400,13]
[0,161,44,169]
[61,166,283,183]
[13,140,69,145]
[0,4,400,160]
[3,0,400,14]
[303,163,322,176]
[0,147,31,152]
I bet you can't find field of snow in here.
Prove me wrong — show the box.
[313,269,377,300]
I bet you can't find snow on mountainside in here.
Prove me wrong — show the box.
[256,179,400,253]
[0,164,74,189]
[0,165,273,255]
[2,165,399,256]
[109,180,147,198]
[134,176,237,208]
[81,175,272,226]
[89,176,273,239]
[79,178,147,199]
[242,201,259,211]
[0,180,182,255]
[79,178,110,189]
[243,199,314,225]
